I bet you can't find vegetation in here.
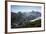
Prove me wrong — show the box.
[22,19,41,28]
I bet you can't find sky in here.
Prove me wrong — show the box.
[11,5,41,13]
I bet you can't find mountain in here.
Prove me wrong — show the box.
[22,11,41,20]
[11,12,16,18]
[11,11,41,20]
[11,11,41,28]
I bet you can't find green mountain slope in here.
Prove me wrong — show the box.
[23,19,41,27]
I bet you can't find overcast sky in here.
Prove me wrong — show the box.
[11,5,41,13]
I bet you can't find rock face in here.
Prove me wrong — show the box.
[11,11,41,28]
